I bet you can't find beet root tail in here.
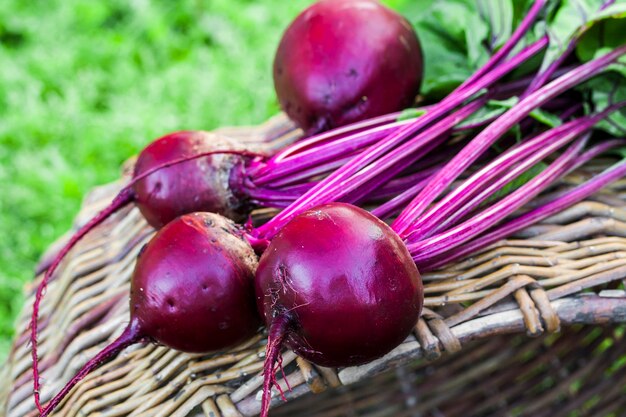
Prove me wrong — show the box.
[39,323,141,417]
[260,314,291,417]
[31,187,134,412]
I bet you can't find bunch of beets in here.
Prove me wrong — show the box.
[30,0,626,416]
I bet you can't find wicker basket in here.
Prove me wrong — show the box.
[2,115,625,417]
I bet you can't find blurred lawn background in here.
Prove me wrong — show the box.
[0,0,410,361]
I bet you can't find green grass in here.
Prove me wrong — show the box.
[0,0,323,362]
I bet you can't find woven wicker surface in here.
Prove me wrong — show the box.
[271,325,626,417]
[1,116,625,416]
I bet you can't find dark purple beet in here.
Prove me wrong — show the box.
[131,212,261,352]
[133,131,251,228]
[273,0,423,133]
[38,212,261,416]
[255,203,423,416]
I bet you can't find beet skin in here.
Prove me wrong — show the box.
[131,212,261,352]
[256,203,423,367]
[273,0,423,133]
[133,131,250,228]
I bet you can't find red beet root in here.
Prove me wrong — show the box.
[130,212,261,352]
[134,131,251,228]
[255,203,423,416]
[38,212,261,416]
[274,0,423,133]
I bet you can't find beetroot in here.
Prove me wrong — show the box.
[255,203,423,416]
[133,131,250,227]
[130,212,260,352]
[274,0,423,133]
[37,212,261,416]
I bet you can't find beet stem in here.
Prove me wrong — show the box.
[371,177,431,220]
[427,106,624,236]
[523,44,575,99]
[411,112,608,240]
[30,187,134,412]
[488,67,574,101]
[255,38,549,240]
[408,136,587,261]
[262,118,472,191]
[257,98,497,187]
[426,156,626,271]
[307,98,482,205]
[249,161,442,207]
[255,121,410,185]
[246,186,308,203]
[340,124,454,206]
[260,314,291,417]
[264,153,357,189]
[412,135,626,264]
[369,165,441,200]
[575,139,626,164]
[265,111,405,166]
[393,45,626,234]
[39,324,141,417]
[522,0,615,97]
